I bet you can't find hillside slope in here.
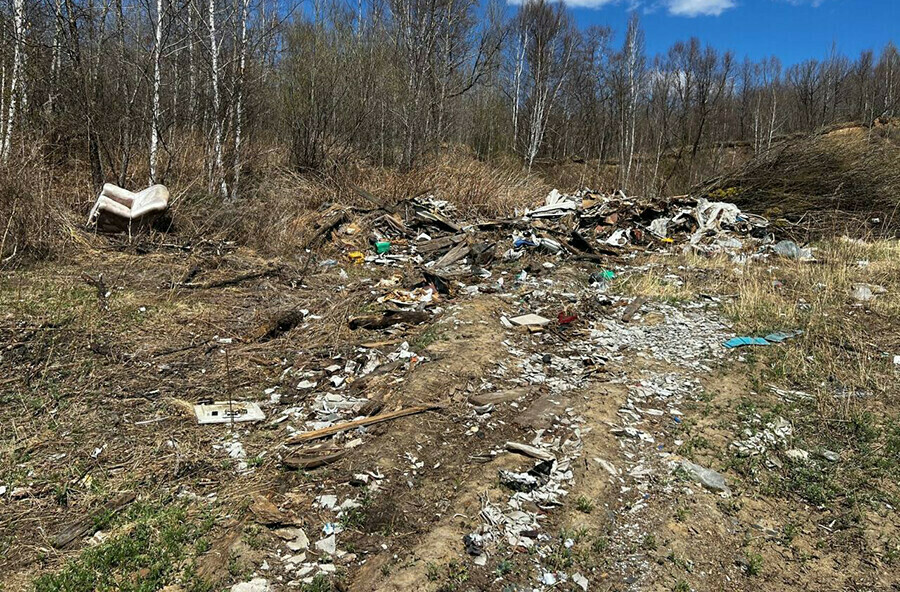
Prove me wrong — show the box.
[698,119,900,237]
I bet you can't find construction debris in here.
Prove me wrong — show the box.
[51,492,136,548]
[621,296,647,323]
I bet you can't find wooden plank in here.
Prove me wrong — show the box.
[468,387,534,406]
[415,234,465,254]
[505,442,556,462]
[434,242,469,268]
[621,296,647,323]
[348,310,430,330]
[283,450,347,470]
[52,492,136,548]
[284,406,438,445]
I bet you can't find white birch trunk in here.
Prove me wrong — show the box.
[2,0,25,162]
[50,0,63,112]
[231,0,249,201]
[768,87,777,150]
[150,0,164,182]
[208,0,227,196]
[1,63,7,144]
[512,30,527,152]
[188,2,197,129]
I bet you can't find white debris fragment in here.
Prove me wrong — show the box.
[572,572,589,591]
[230,578,270,592]
[316,495,337,510]
[315,534,337,555]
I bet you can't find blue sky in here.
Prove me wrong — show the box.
[507,1,898,66]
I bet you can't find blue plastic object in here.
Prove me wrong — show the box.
[724,336,771,348]
[724,330,802,348]
[514,238,537,249]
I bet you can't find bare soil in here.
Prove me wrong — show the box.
[1,234,898,592]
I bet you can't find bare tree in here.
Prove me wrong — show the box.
[150,0,166,182]
[612,12,645,190]
[517,0,576,171]
[231,0,250,199]
[207,0,227,196]
[2,0,26,161]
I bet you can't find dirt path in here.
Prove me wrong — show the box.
[333,264,759,591]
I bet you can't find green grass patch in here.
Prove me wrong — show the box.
[33,501,214,592]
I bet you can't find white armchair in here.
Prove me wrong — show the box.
[87,183,170,232]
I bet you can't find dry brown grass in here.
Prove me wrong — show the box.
[1,142,551,263]
[0,148,91,265]
[356,147,551,219]
[626,239,900,421]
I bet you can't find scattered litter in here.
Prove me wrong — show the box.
[572,572,589,591]
[851,283,886,302]
[594,458,618,476]
[557,312,577,325]
[315,534,336,555]
[678,459,731,495]
[732,416,792,457]
[541,572,558,585]
[724,336,769,348]
[772,240,814,261]
[784,449,810,462]
[724,330,801,348]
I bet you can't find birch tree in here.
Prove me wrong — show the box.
[1,0,26,162]
[231,0,249,199]
[208,0,227,196]
[150,0,165,182]
[613,13,645,191]
[517,0,576,171]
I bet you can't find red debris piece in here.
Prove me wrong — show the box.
[557,312,577,325]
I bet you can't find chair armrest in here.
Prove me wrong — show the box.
[101,183,136,208]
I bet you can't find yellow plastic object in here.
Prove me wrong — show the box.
[348,251,365,264]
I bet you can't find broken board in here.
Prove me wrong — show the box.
[514,392,572,429]
[509,313,551,327]
[194,402,265,424]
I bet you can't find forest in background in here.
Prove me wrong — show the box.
[0,0,897,241]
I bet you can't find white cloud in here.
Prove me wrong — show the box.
[506,0,621,6]
[505,0,745,14]
[666,0,736,16]
[564,0,620,6]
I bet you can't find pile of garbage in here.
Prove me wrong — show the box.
[319,188,803,293]
[523,189,771,256]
